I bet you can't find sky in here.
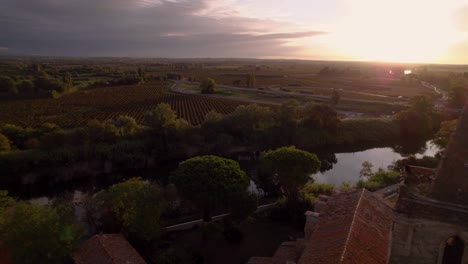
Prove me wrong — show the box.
[0,0,467,64]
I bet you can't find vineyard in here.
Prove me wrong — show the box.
[0,82,249,128]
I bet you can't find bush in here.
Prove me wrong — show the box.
[0,133,11,152]
[270,194,314,228]
[301,182,335,197]
[341,118,399,143]
[200,78,216,94]
[356,169,399,191]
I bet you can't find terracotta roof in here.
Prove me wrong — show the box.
[73,234,146,264]
[298,189,393,264]
[430,103,468,204]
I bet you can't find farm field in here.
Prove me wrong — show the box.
[0,81,247,128]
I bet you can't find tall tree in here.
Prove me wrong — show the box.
[0,201,80,264]
[200,78,216,94]
[259,146,321,198]
[94,178,163,242]
[448,86,467,108]
[171,155,250,222]
[331,90,341,105]
[0,76,17,94]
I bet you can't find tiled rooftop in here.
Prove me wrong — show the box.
[298,189,394,264]
[73,234,146,264]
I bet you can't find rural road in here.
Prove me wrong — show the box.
[172,80,406,106]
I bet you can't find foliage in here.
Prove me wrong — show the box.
[300,103,340,131]
[0,124,31,149]
[331,90,341,105]
[359,161,374,180]
[409,96,433,113]
[228,192,258,222]
[259,146,321,198]
[394,110,433,137]
[339,182,352,192]
[269,193,314,228]
[171,155,250,221]
[356,165,399,191]
[391,155,439,170]
[448,86,467,108]
[94,178,163,242]
[200,78,216,94]
[107,115,143,137]
[341,118,399,143]
[144,103,177,130]
[0,201,80,264]
[0,76,17,94]
[0,133,11,152]
[301,182,335,197]
[246,73,255,88]
[433,119,457,149]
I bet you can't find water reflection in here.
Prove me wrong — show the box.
[313,140,438,186]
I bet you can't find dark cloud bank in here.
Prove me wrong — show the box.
[0,0,324,57]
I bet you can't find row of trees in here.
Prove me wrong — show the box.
[0,71,74,96]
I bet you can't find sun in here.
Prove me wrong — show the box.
[328,0,463,63]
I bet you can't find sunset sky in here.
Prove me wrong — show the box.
[1,0,467,64]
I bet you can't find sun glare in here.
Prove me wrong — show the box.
[327,0,464,63]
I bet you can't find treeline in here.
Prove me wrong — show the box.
[0,71,74,98]
[0,96,442,184]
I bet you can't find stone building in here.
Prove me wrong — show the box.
[389,103,468,264]
[247,103,468,264]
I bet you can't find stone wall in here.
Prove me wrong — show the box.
[389,213,468,264]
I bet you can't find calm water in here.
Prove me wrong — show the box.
[312,141,439,186]
[23,140,438,204]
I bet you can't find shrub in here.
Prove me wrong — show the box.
[0,133,11,152]
[356,169,399,191]
[301,182,335,197]
[200,78,216,94]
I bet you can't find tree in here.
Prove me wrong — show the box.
[0,76,17,94]
[0,133,11,152]
[394,110,433,137]
[246,72,255,88]
[300,103,340,131]
[331,90,341,105]
[107,115,142,137]
[62,72,73,90]
[17,80,35,93]
[171,155,250,222]
[273,100,300,145]
[410,95,433,113]
[94,178,163,242]
[448,86,467,108]
[144,103,177,130]
[0,202,80,264]
[259,146,321,198]
[0,124,29,148]
[359,161,374,180]
[434,119,458,149]
[200,78,216,94]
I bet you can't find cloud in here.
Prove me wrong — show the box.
[0,47,8,51]
[0,0,324,57]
